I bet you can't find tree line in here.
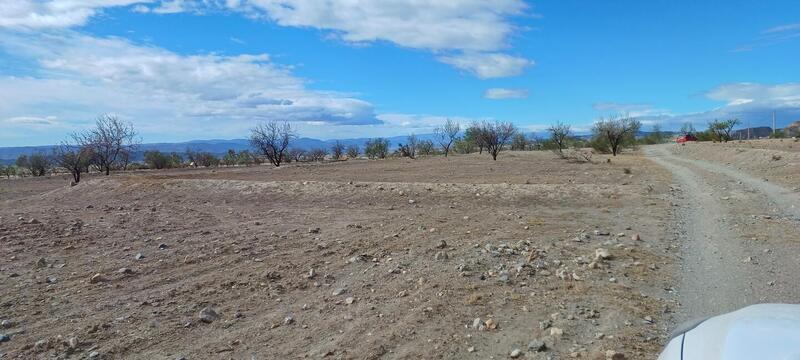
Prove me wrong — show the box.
[3,113,756,182]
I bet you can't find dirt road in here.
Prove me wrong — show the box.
[646,144,800,323]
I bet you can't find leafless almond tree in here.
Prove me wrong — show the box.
[479,121,517,160]
[250,121,296,167]
[54,136,94,184]
[592,114,641,156]
[77,114,138,175]
[548,122,572,155]
[434,119,460,157]
[331,141,345,160]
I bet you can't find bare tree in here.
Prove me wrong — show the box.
[548,122,572,155]
[288,148,306,162]
[434,119,460,157]
[250,121,296,167]
[331,141,345,160]
[592,115,641,156]
[308,148,327,162]
[346,144,360,159]
[398,134,418,159]
[479,121,517,160]
[54,134,93,183]
[76,114,138,175]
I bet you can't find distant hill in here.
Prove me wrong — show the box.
[731,126,774,139]
[0,134,439,165]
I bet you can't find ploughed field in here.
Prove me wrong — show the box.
[0,151,678,359]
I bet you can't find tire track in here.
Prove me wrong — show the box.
[645,145,800,322]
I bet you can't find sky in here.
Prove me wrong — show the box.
[1,0,799,146]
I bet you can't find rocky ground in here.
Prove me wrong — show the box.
[2,150,680,359]
[649,142,800,323]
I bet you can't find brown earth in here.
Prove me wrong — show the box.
[2,151,680,359]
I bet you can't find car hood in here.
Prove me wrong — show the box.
[661,304,800,360]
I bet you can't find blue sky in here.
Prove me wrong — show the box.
[1,0,799,146]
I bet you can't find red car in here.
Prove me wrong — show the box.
[676,133,697,143]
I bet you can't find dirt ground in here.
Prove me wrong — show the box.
[2,150,680,359]
[647,143,800,323]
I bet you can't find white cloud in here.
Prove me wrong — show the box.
[229,0,534,78]
[483,88,529,99]
[633,82,800,129]
[0,0,534,78]
[0,31,385,143]
[0,0,153,29]
[438,52,532,79]
[763,23,800,34]
[5,116,58,125]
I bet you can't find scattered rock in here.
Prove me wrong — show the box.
[550,327,563,337]
[595,248,612,261]
[528,339,547,352]
[308,227,320,234]
[306,268,316,279]
[467,346,475,353]
[510,348,522,358]
[1,320,12,329]
[118,267,134,275]
[332,288,346,296]
[436,239,447,249]
[434,251,448,260]
[158,243,168,250]
[88,351,100,358]
[46,276,58,284]
[0,334,9,342]
[283,316,294,325]
[36,257,47,268]
[89,273,105,284]
[345,297,355,305]
[198,307,219,323]
[631,233,641,241]
[605,350,626,360]
[135,253,145,260]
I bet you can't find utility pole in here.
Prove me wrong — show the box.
[773,111,777,136]
[747,118,751,140]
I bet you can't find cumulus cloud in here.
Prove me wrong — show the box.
[0,0,153,29]
[231,0,533,78]
[0,31,384,143]
[1,0,535,78]
[483,88,529,99]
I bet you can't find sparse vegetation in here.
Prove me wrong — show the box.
[434,119,460,157]
[346,144,360,159]
[308,148,327,162]
[365,138,390,159]
[592,114,641,156]
[331,141,345,160]
[16,153,50,177]
[54,137,93,183]
[144,150,182,169]
[707,119,740,143]
[75,114,139,175]
[478,121,517,160]
[250,121,296,167]
[548,122,572,155]
[416,140,436,156]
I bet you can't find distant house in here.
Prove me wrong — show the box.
[786,121,800,137]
